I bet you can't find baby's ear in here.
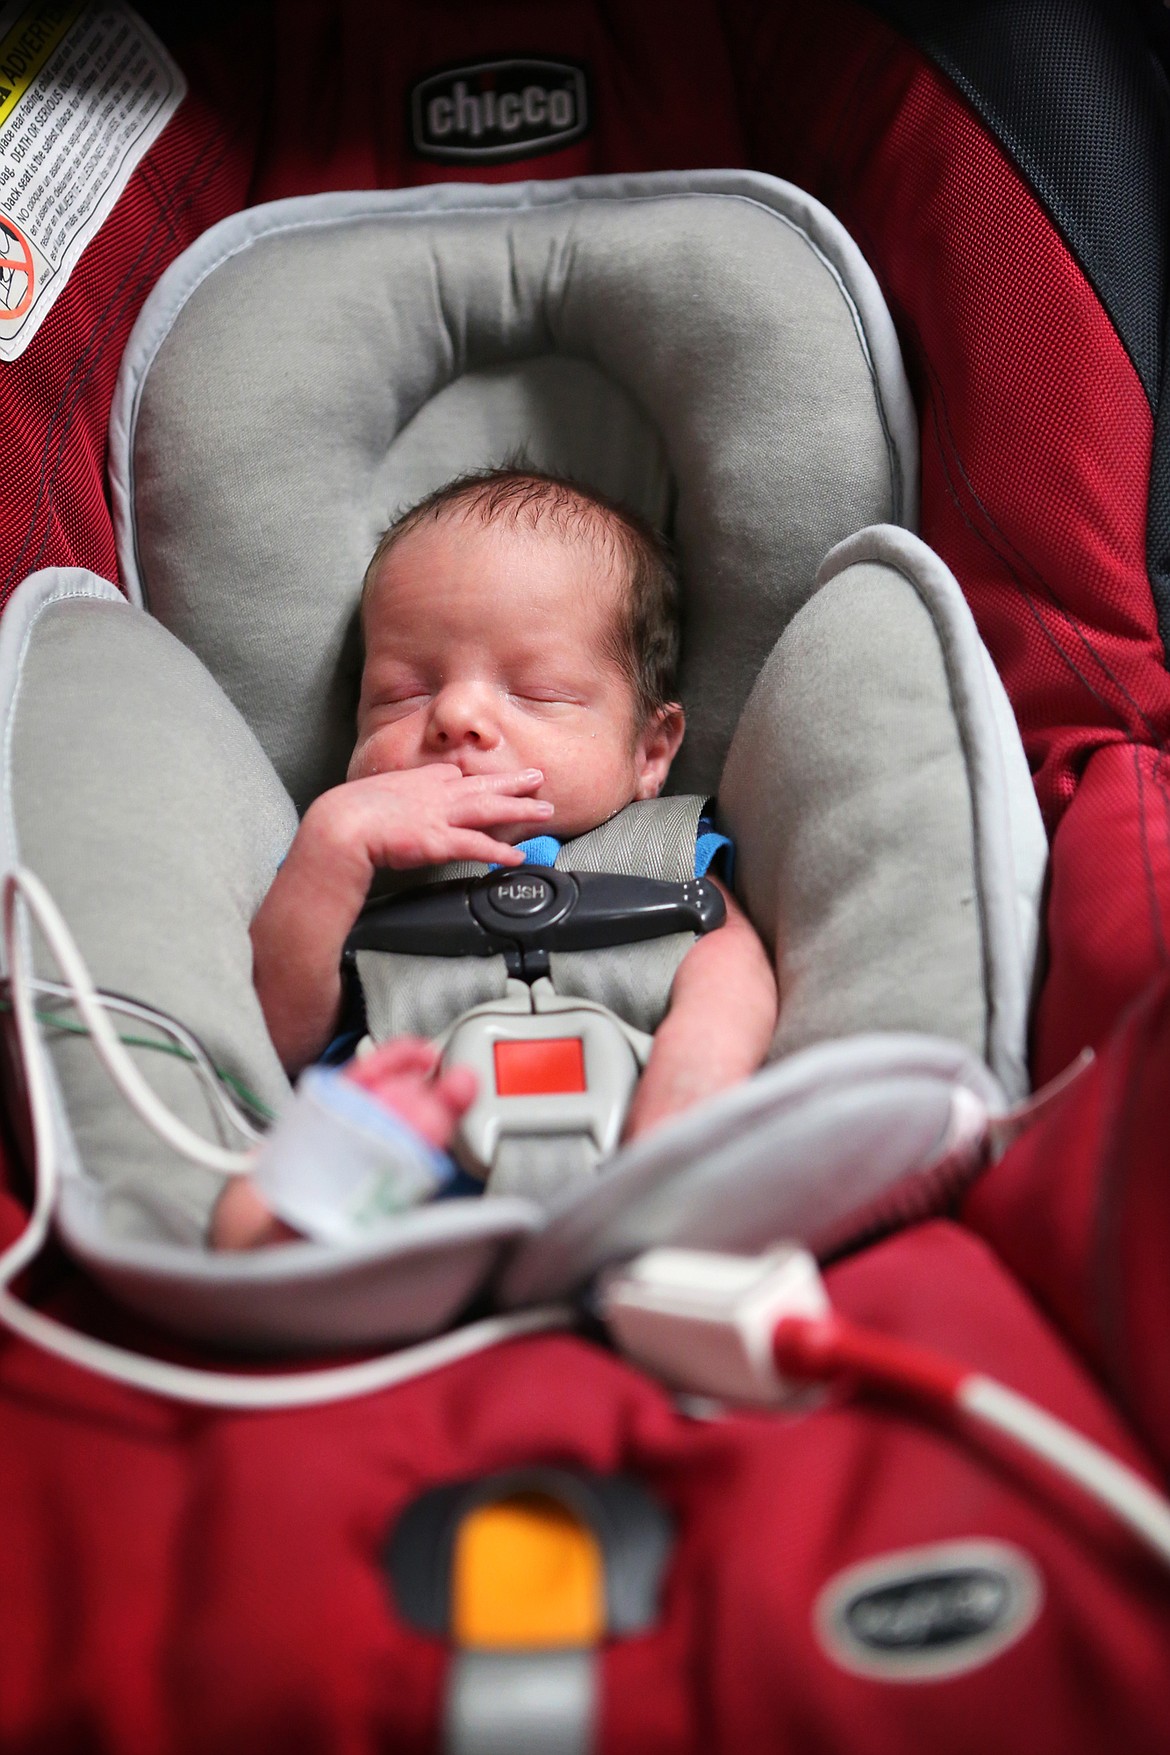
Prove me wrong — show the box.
[634,703,685,798]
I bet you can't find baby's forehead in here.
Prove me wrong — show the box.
[360,517,634,688]
[371,501,628,606]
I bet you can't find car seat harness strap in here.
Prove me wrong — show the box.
[348,797,726,1194]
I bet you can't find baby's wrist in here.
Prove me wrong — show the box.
[275,812,376,939]
[297,794,377,887]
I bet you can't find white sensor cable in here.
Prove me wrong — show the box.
[0,866,571,1408]
[4,868,254,1176]
[772,1306,1170,1576]
[23,975,268,1144]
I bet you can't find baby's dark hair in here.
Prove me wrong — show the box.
[361,466,681,724]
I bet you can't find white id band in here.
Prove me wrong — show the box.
[248,1067,455,1243]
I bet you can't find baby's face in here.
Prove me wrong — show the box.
[350,513,681,841]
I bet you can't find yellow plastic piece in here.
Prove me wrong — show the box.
[451,1492,605,1649]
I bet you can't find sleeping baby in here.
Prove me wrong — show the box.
[213,467,777,1247]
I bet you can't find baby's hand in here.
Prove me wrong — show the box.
[250,766,552,1072]
[302,763,553,885]
[211,1038,476,1250]
[346,1037,476,1145]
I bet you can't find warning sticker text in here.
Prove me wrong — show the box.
[0,2,185,360]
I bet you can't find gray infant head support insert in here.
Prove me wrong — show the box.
[0,171,1046,1347]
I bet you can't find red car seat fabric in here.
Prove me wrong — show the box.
[966,963,1170,1476]
[4,1221,1170,1755]
[0,66,255,602]
[868,0,1169,412]
[725,0,1170,1071]
[242,0,750,200]
[1031,741,1170,1082]
[730,0,1170,820]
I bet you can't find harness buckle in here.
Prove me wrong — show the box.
[346,865,726,966]
[346,863,727,1201]
[440,981,651,1200]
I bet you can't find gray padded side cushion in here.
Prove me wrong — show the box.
[0,570,296,1246]
[500,1032,1006,1307]
[106,172,918,811]
[720,526,1046,1101]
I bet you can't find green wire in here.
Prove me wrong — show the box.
[6,1003,275,1124]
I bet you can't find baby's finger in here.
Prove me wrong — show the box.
[450,791,555,828]
[211,1177,299,1249]
[433,1063,477,1117]
[347,1038,437,1093]
[445,831,529,866]
[459,768,545,796]
[391,1081,468,1148]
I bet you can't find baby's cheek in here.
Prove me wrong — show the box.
[557,742,639,821]
[346,742,374,782]
[348,728,403,781]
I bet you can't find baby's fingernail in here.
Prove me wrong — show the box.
[535,799,554,812]
[522,768,543,781]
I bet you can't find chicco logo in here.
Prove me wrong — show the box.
[410,59,589,162]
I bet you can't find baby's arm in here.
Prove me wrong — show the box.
[622,881,778,1140]
[251,764,553,1073]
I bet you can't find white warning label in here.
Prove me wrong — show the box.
[0,2,185,360]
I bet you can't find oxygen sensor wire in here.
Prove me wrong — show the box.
[601,1245,1170,1578]
[772,1313,1170,1574]
[0,978,274,1138]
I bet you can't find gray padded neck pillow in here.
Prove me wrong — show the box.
[108,171,918,811]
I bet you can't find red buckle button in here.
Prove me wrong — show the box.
[494,1038,587,1096]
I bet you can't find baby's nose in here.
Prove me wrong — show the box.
[427,682,499,748]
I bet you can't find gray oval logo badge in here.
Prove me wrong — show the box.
[815,1541,1042,1681]
[410,59,589,163]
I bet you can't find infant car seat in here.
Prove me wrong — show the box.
[5,7,1170,1753]
[0,171,1044,1348]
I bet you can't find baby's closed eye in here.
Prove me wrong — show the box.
[366,682,431,718]
[507,682,587,711]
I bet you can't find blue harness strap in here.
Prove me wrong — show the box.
[509,818,733,880]
[694,825,734,881]
[508,833,563,868]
